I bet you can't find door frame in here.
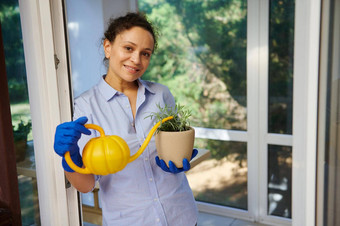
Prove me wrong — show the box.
[18,0,76,225]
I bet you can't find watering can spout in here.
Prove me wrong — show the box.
[128,116,173,163]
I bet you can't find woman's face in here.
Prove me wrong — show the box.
[104,26,154,83]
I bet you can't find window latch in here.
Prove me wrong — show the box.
[54,54,60,70]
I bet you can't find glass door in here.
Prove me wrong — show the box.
[62,0,295,225]
[138,0,294,224]
[0,1,40,225]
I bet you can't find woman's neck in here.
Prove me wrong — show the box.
[104,73,138,93]
[104,73,138,119]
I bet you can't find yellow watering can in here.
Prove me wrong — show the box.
[64,116,173,175]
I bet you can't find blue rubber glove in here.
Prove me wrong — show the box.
[156,149,198,174]
[54,116,91,172]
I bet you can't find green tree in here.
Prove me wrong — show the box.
[0,0,28,103]
[139,0,247,132]
[167,0,247,106]
[268,0,294,134]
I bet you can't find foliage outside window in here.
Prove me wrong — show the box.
[139,0,247,133]
[268,0,294,135]
[0,2,28,104]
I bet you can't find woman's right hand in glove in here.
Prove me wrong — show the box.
[53,116,91,172]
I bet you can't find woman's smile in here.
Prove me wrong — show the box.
[124,64,140,74]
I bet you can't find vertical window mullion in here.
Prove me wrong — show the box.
[292,0,321,224]
[246,0,261,221]
[258,0,270,222]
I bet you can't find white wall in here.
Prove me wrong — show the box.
[65,0,136,98]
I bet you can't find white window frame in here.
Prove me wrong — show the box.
[18,0,76,225]
[18,0,321,225]
[292,0,321,226]
[192,1,321,226]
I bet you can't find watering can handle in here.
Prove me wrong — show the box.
[64,124,105,174]
[128,116,174,163]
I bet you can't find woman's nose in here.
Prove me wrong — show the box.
[130,52,141,64]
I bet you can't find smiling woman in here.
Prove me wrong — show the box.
[54,12,199,226]
[102,26,154,120]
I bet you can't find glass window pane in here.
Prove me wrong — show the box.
[81,193,95,207]
[0,1,40,225]
[268,0,295,134]
[65,0,107,98]
[187,139,247,210]
[139,0,247,131]
[268,145,292,218]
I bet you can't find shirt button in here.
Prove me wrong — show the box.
[156,218,160,222]
[149,178,153,181]
[154,198,158,201]
[144,157,148,161]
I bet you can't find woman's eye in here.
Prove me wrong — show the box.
[142,52,151,57]
[125,46,132,51]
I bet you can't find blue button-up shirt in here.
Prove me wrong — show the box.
[73,76,198,226]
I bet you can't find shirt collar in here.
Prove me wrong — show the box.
[137,79,156,95]
[98,76,118,101]
[98,76,155,102]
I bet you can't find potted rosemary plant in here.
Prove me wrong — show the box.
[147,103,195,168]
